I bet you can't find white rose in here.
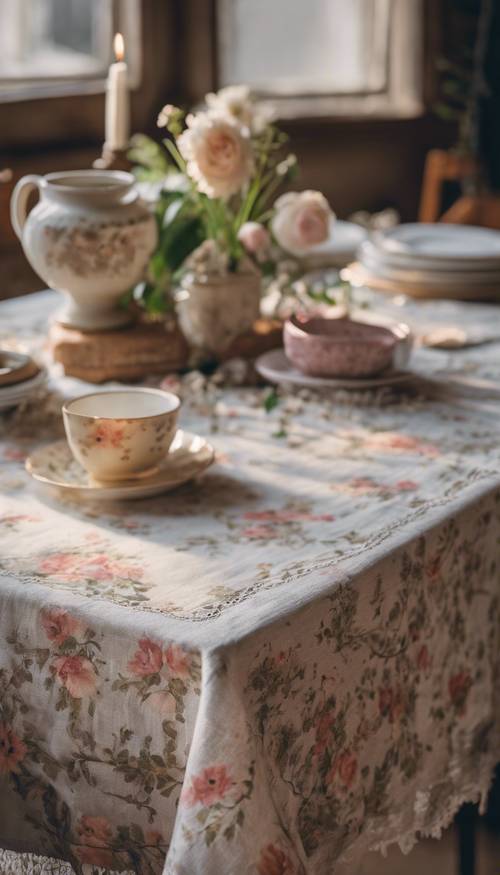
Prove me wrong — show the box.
[237,222,271,258]
[271,190,334,255]
[177,111,254,199]
[206,85,274,134]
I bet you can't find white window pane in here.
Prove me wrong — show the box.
[0,0,112,81]
[218,0,391,95]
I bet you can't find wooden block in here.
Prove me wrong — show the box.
[49,320,190,383]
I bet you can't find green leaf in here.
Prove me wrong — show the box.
[263,388,280,413]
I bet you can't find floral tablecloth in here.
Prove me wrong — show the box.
[1,290,500,875]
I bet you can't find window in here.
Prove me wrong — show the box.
[0,1,173,150]
[217,0,424,119]
[0,0,141,100]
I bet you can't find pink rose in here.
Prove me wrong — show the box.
[238,222,271,256]
[128,638,163,677]
[417,644,431,673]
[182,764,233,807]
[378,686,404,723]
[271,190,332,255]
[52,655,97,698]
[92,422,125,449]
[449,671,472,715]
[258,843,295,875]
[396,480,418,491]
[164,643,191,678]
[313,712,335,757]
[38,553,78,578]
[242,525,279,540]
[0,725,27,774]
[178,111,253,199]
[41,609,84,647]
[337,751,358,788]
[77,815,112,847]
[74,816,114,868]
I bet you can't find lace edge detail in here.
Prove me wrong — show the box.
[371,757,497,858]
[0,848,134,875]
[1,466,498,623]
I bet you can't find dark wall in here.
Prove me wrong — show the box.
[283,115,456,221]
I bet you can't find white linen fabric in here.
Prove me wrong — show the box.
[0,290,499,875]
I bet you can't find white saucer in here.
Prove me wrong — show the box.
[256,348,413,390]
[26,430,215,500]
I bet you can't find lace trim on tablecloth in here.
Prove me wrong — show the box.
[0,849,133,875]
[1,466,499,623]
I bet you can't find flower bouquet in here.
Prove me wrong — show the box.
[130,86,335,357]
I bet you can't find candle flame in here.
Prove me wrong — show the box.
[114,33,125,62]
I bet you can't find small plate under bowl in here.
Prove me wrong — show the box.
[256,348,414,390]
[26,430,215,500]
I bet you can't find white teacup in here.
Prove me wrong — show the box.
[62,388,180,482]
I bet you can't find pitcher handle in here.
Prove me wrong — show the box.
[10,174,44,240]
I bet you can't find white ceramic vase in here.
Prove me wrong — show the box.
[10,170,157,331]
[177,272,262,358]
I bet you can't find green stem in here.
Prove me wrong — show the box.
[163,138,187,173]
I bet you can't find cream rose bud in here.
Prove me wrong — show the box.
[206,85,274,134]
[271,191,334,255]
[177,111,254,199]
[237,222,270,256]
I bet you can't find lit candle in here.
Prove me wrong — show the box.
[105,33,130,151]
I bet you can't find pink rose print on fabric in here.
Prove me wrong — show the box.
[378,686,404,724]
[38,552,143,584]
[312,713,335,757]
[327,751,358,789]
[52,655,97,698]
[364,431,439,458]
[449,671,472,715]
[128,638,163,677]
[244,510,335,523]
[41,608,84,647]
[3,446,27,462]
[0,724,27,774]
[417,644,432,674]
[92,422,125,449]
[336,752,358,788]
[74,815,114,868]
[242,508,334,540]
[164,643,191,678]
[128,638,193,681]
[182,764,233,807]
[425,554,442,582]
[257,843,295,875]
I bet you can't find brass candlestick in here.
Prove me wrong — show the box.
[93,145,131,172]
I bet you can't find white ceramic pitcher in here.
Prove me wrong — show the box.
[10,170,157,331]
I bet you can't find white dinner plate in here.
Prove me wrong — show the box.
[256,348,413,390]
[369,224,500,269]
[359,239,500,281]
[26,430,215,500]
[358,243,500,286]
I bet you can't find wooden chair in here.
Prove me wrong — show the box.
[419,147,500,229]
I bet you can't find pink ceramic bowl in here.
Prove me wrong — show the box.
[283,316,411,378]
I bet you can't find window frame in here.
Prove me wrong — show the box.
[0,0,142,99]
[215,0,425,121]
[0,0,176,150]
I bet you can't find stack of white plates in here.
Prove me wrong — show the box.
[354,223,500,300]
[0,351,47,412]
